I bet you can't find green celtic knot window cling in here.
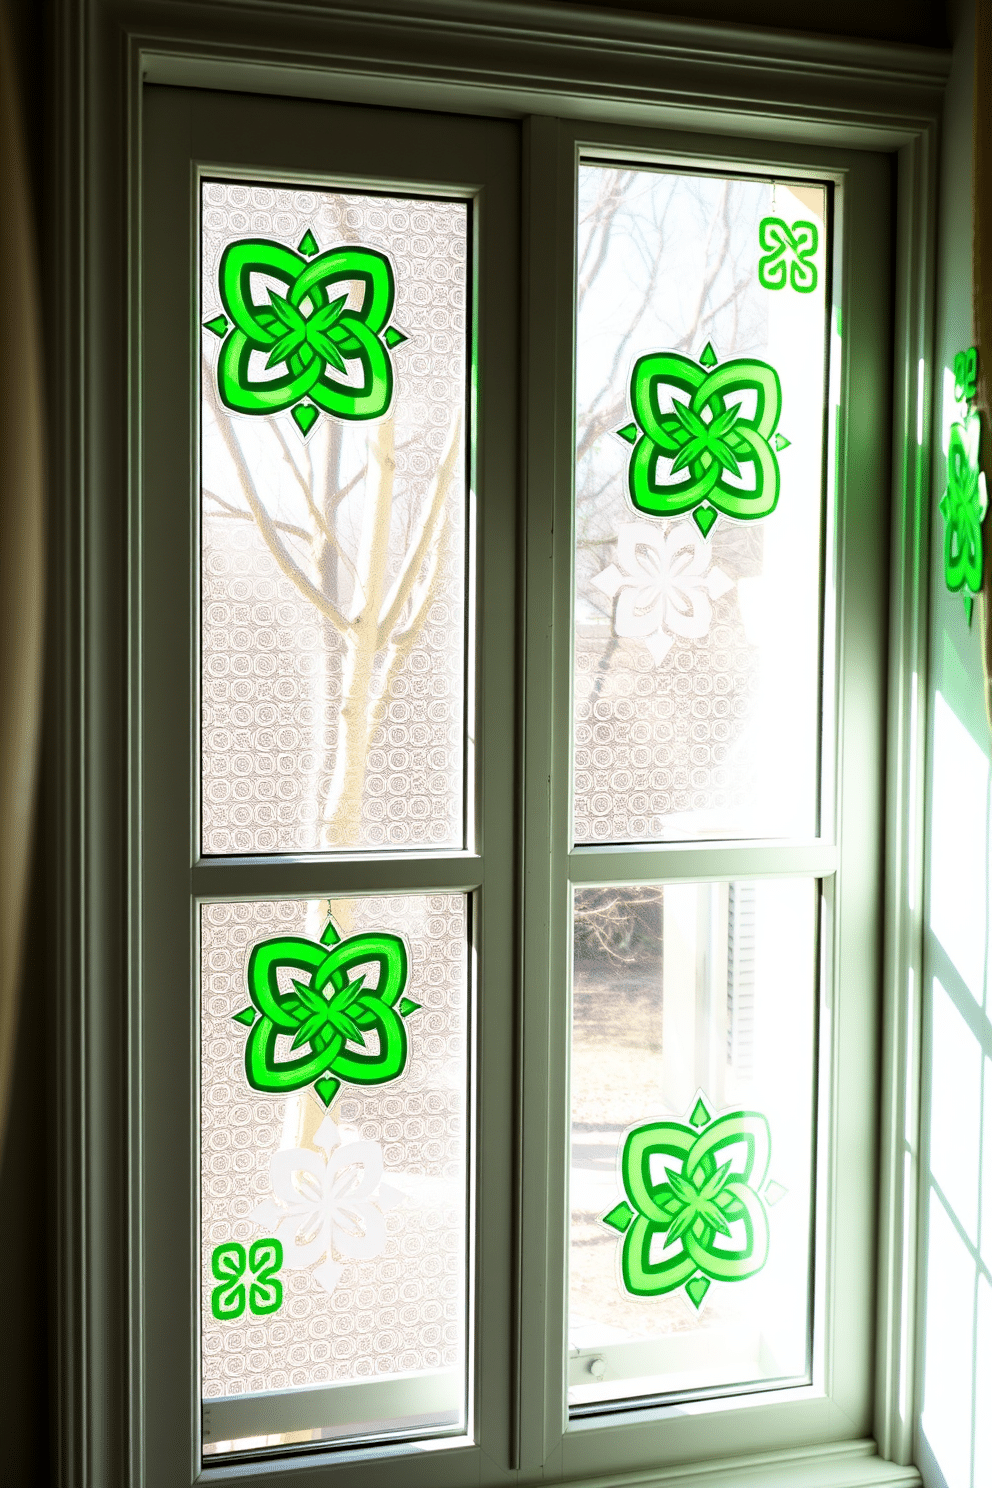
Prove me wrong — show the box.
[210,1237,284,1321]
[615,342,790,537]
[954,346,978,403]
[757,217,819,293]
[941,346,988,624]
[231,916,420,1109]
[204,228,408,437]
[600,1093,784,1312]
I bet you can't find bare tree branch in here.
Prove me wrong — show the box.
[271,418,333,544]
[211,405,354,640]
[203,487,312,540]
[577,170,636,309]
[574,885,665,963]
[575,220,666,466]
[377,414,461,640]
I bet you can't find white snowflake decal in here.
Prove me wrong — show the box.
[592,520,733,664]
[251,1113,404,1296]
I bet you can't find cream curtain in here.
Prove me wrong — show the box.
[0,2,45,1157]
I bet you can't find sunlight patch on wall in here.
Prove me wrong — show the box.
[930,980,983,1242]
[930,692,990,1004]
[921,1192,976,1488]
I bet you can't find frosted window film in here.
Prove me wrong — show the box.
[200,894,469,1455]
[573,168,828,843]
[569,879,816,1408]
[200,183,469,854]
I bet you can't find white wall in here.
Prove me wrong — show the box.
[917,4,992,1484]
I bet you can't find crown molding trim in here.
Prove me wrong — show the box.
[135,0,948,146]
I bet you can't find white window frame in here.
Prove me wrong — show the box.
[519,118,903,1485]
[52,3,944,1485]
[140,85,521,1483]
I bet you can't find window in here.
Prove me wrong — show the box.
[142,91,519,1476]
[567,161,829,1407]
[58,9,940,1487]
[141,89,892,1480]
[514,123,893,1483]
[198,174,476,1453]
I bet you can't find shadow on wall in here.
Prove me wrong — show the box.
[920,687,992,1488]
[497,0,949,47]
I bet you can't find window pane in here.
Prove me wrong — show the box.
[200,894,470,1456]
[573,166,828,843]
[569,879,816,1409]
[201,182,469,854]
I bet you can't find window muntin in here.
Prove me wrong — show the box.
[200,182,469,856]
[136,83,893,1487]
[573,166,828,845]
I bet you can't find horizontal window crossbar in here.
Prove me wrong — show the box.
[568,841,838,885]
[202,1368,462,1452]
[191,854,483,900]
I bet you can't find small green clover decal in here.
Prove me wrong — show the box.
[210,1237,284,1320]
[601,1094,780,1311]
[940,410,988,624]
[758,218,819,293]
[205,229,407,438]
[232,917,420,1108]
[616,344,787,537]
[954,346,978,403]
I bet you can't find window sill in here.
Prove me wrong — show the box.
[567,1440,920,1488]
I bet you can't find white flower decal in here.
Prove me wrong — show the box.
[251,1114,404,1296]
[592,520,733,663]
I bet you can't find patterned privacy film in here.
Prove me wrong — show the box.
[200,894,469,1456]
[569,879,816,1409]
[200,183,469,854]
[574,168,829,843]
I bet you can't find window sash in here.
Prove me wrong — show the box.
[131,82,899,1488]
[140,86,520,1486]
[562,154,835,1410]
[517,117,891,1478]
